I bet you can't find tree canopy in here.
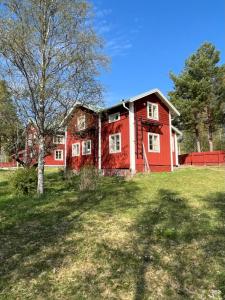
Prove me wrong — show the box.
[0,0,108,194]
[169,42,225,152]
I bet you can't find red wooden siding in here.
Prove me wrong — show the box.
[101,106,130,170]
[0,161,17,168]
[66,107,98,170]
[134,94,172,172]
[179,151,225,166]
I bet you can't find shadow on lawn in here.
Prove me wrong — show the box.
[133,189,225,299]
[0,172,141,296]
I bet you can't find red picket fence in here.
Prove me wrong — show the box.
[179,151,225,166]
[0,161,17,168]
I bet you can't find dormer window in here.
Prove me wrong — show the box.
[109,112,120,123]
[77,115,86,130]
[53,135,64,144]
[147,102,159,120]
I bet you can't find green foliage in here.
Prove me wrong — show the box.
[169,42,225,151]
[0,80,23,157]
[10,167,38,195]
[79,165,99,191]
[0,167,225,299]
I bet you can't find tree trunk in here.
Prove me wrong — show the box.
[37,135,45,195]
[194,127,201,152]
[208,124,214,152]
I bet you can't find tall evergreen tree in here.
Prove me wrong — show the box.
[169,42,225,152]
[0,80,22,158]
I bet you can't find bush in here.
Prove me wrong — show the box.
[79,165,99,191]
[10,167,37,195]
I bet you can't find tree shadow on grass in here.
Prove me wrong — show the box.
[133,189,224,299]
[0,172,141,297]
[197,191,225,299]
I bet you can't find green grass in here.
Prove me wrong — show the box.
[0,167,225,299]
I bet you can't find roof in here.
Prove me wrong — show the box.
[171,125,182,136]
[63,88,180,124]
[102,88,180,117]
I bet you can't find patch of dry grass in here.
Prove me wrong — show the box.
[0,167,225,299]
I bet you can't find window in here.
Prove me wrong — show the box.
[148,133,160,152]
[55,150,63,160]
[53,135,64,144]
[82,140,91,155]
[72,143,80,156]
[77,115,86,130]
[108,112,120,123]
[28,134,33,146]
[109,133,121,153]
[147,102,159,120]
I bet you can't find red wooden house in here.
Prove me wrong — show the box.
[24,89,181,174]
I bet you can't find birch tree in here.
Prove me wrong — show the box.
[0,0,107,194]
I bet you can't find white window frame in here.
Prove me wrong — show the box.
[77,115,86,130]
[147,102,159,120]
[53,135,65,144]
[109,133,121,154]
[148,133,160,153]
[72,143,80,157]
[82,140,91,155]
[108,112,120,123]
[28,134,33,146]
[55,149,63,160]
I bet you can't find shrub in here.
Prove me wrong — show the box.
[10,167,38,195]
[79,165,99,191]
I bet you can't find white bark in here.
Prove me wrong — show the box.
[37,135,45,195]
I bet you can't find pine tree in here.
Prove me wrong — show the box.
[169,42,225,152]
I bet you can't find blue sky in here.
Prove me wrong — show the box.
[92,0,225,106]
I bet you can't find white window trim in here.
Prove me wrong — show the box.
[108,112,120,123]
[147,102,159,120]
[53,135,65,144]
[148,133,160,153]
[72,143,80,157]
[77,115,86,130]
[54,149,63,160]
[109,133,121,154]
[82,140,91,155]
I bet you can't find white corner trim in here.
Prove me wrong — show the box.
[129,102,136,174]
[64,127,67,168]
[169,112,174,171]
[174,133,179,166]
[98,114,101,170]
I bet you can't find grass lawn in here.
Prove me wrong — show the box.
[0,167,225,299]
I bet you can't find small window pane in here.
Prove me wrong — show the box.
[82,140,91,155]
[77,116,86,130]
[72,143,80,156]
[109,133,121,153]
[109,113,120,123]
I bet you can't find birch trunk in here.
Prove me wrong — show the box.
[37,135,45,195]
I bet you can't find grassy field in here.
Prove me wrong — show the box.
[0,167,225,300]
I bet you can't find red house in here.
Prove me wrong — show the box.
[24,89,181,174]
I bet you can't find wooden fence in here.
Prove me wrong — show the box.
[179,151,225,166]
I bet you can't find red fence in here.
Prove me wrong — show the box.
[0,161,17,168]
[179,151,225,166]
